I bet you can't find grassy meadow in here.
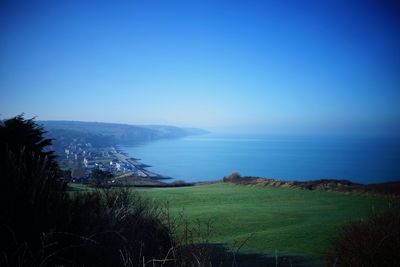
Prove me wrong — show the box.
[138,183,389,258]
[68,182,391,262]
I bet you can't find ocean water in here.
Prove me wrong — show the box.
[120,134,400,184]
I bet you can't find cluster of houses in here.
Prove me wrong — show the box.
[83,158,134,174]
[56,139,165,183]
[59,142,129,181]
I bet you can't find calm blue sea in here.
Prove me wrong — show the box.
[120,134,400,184]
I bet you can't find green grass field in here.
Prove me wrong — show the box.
[138,183,389,258]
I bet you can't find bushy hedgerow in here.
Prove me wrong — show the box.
[326,210,400,267]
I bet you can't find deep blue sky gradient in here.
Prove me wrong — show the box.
[1,0,399,135]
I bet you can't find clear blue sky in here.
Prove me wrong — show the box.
[1,0,399,135]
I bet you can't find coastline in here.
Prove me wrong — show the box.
[109,145,400,196]
[115,134,400,185]
[111,146,172,180]
[113,146,400,196]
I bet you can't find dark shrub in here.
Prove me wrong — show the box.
[0,116,67,266]
[90,168,114,187]
[0,116,174,266]
[326,211,400,267]
[171,180,188,186]
[40,189,173,266]
[222,172,241,182]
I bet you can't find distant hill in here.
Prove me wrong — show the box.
[39,120,208,147]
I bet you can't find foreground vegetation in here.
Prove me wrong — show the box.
[139,183,391,257]
[0,116,182,267]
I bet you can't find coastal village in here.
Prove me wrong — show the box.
[57,140,167,182]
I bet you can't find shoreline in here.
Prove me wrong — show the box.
[111,146,172,180]
[112,146,400,196]
[111,134,400,186]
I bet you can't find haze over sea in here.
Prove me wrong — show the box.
[121,134,400,184]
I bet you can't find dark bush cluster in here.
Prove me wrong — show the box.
[0,116,174,266]
[39,189,173,267]
[222,172,241,182]
[326,210,400,267]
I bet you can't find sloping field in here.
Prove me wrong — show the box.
[139,183,389,258]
